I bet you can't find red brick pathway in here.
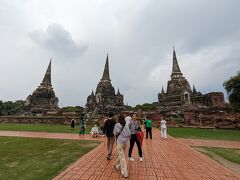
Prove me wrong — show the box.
[53,129,240,180]
[0,130,239,179]
[179,138,240,149]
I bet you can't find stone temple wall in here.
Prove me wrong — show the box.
[0,116,80,125]
[183,111,240,129]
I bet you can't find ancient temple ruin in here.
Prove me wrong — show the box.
[86,54,124,117]
[158,48,225,112]
[19,60,59,116]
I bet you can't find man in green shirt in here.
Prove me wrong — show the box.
[144,116,152,139]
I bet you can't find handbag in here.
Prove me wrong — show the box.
[136,130,144,146]
[136,121,144,146]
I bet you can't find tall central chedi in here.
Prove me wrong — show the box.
[20,60,59,115]
[86,54,124,116]
[162,48,192,105]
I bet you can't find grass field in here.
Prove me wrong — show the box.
[0,123,92,134]
[168,127,240,141]
[1,124,239,141]
[199,147,240,164]
[0,136,99,180]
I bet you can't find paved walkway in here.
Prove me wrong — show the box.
[0,130,239,179]
[179,138,240,149]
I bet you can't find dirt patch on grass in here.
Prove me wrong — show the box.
[195,147,240,174]
[84,143,100,148]
[59,142,71,146]
[46,149,57,154]
[5,161,18,168]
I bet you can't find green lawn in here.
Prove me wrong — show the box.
[0,136,100,180]
[0,123,92,134]
[199,147,240,164]
[168,127,240,141]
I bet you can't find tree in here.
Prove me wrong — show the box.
[223,71,240,111]
[0,100,25,115]
[134,103,157,111]
[61,106,84,113]
[0,100,3,116]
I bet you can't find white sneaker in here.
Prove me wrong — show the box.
[115,165,120,171]
[122,173,128,178]
[139,157,143,162]
[128,157,135,161]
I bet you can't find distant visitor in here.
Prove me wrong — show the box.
[91,124,99,138]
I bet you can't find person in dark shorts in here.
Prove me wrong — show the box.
[104,112,116,160]
[70,119,76,130]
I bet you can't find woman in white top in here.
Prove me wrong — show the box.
[160,118,167,139]
[91,124,99,138]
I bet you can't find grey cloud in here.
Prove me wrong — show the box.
[29,23,88,60]
[127,0,240,54]
[1,1,240,106]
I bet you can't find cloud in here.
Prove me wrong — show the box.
[0,1,240,106]
[29,23,88,60]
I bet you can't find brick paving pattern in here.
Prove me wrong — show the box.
[178,138,240,149]
[0,130,239,179]
[53,129,240,180]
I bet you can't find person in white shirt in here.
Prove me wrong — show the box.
[114,114,131,178]
[91,124,99,138]
[160,118,167,139]
[125,113,133,130]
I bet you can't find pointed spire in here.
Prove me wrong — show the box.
[193,84,197,94]
[41,59,51,85]
[101,54,111,82]
[117,87,120,95]
[161,86,165,94]
[172,47,181,73]
[91,89,94,96]
[171,47,183,78]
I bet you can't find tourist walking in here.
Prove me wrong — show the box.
[128,113,143,162]
[99,115,106,137]
[79,116,85,135]
[113,114,131,178]
[70,118,76,130]
[160,117,167,139]
[104,112,116,160]
[144,116,152,139]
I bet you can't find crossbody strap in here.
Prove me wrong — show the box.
[116,124,125,139]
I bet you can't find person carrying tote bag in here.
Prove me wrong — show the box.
[128,113,143,162]
[113,114,131,178]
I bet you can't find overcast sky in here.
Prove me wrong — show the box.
[0,0,239,107]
